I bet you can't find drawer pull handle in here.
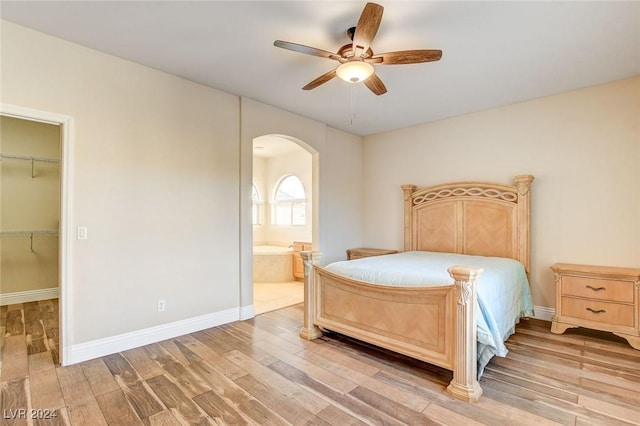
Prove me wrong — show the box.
[586,285,606,292]
[586,307,606,314]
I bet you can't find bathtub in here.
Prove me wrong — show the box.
[253,245,294,283]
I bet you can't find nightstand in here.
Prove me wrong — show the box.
[551,263,640,350]
[346,247,398,260]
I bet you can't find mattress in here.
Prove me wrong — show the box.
[325,250,535,375]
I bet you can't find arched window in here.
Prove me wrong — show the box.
[272,175,306,226]
[252,183,263,225]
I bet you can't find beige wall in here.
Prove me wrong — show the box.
[363,77,640,309]
[1,116,60,294]
[1,20,241,343]
[322,127,364,264]
[252,156,267,245]
[263,148,313,246]
[252,146,313,246]
[1,21,366,356]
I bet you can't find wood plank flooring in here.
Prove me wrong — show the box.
[1,300,639,425]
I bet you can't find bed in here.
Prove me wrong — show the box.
[299,175,535,402]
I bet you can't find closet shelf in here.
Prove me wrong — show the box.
[0,230,59,237]
[0,230,59,252]
[1,152,60,178]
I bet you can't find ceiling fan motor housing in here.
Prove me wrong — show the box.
[273,2,441,96]
[347,26,356,41]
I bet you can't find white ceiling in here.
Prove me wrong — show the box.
[1,1,639,136]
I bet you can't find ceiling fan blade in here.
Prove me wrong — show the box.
[274,40,341,61]
[372,50,443,65]
[302,69,337,90]
[364,73,387,96]
[352,3,384,58]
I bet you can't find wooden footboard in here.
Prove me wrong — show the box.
[299,251,484,402]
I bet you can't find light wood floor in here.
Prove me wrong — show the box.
[1,301,640,425]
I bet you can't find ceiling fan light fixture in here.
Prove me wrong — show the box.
[336,60,374,83]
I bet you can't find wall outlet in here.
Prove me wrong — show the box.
[157,299,166,312]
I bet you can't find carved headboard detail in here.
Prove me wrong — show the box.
[402,175,534,273]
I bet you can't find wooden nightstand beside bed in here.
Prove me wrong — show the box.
[551,263,640,350]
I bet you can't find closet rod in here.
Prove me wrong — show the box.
[0,152,60,164]
[1,152,60,178]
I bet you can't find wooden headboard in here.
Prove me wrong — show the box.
[402,175,534,273]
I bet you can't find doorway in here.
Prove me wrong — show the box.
[0,104,72,367]
[252,135,312,314]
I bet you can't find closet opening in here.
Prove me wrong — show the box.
[1,105,72,369]
[1,115,60,367]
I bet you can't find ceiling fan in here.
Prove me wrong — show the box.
[274,2,442,96]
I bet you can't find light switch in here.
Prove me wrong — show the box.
[77,226,88,240]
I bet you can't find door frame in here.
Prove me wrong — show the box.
[1,103,73,366]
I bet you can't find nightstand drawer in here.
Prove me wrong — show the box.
[561,275,634,303]
[561,297,634,327]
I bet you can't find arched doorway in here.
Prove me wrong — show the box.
[251,135,312,314]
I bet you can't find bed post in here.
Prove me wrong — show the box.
[446,266,484,402]
[402,185,417,251]
[299,251,323,340]
[514,175,534,274]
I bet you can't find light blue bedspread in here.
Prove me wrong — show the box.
[325,251,534,376]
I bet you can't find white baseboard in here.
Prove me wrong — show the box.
[44,299,554,365]
[239,304,255,320]
[67,307,241,365]
[532,305,555,322]
[0,287,59,306]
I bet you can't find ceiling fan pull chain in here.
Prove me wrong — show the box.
[350,83,357,125]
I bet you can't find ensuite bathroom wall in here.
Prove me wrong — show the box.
[252,136,312,285]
